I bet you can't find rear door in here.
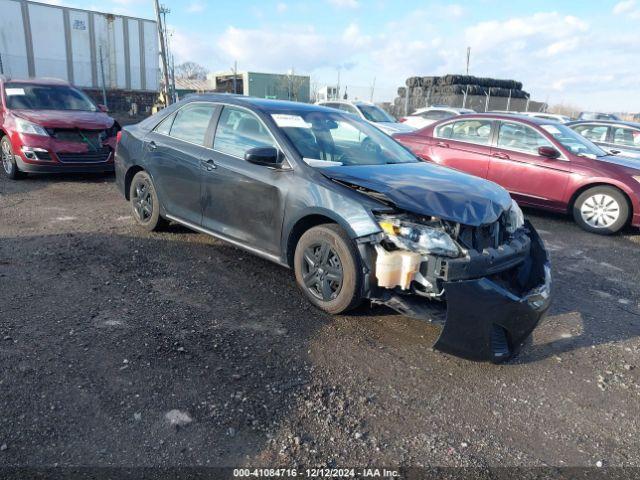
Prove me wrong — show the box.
[427,118,494,178]
[487,120,571,209]
[143,102,218,225]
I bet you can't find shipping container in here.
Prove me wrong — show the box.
[0,0,159,92]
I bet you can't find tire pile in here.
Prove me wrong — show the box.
[391,74,539,116]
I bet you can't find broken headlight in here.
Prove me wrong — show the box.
[505,199,525,234]
[377,215,460,258]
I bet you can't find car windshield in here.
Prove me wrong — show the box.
[540,123,608,157]
[4,83,97,111]
[356,104,397,123]
[271,110,419,167]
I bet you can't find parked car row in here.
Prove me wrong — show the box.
[0,76,635,361]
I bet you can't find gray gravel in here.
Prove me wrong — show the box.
[0,173,639,467]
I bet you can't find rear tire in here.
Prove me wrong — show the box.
[1,137,26,180]
[572,186,629,235]
[294,224,363,314]
[129,171,167,231]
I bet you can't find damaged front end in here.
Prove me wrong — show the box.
[359,203,551,363]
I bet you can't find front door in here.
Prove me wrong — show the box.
[201,105,291,256]
[429,118,494,178]
[487,120,571,210]
[143,102,218,225]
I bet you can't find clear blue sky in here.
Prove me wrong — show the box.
[43,0,640,112]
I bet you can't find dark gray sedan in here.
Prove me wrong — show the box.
[568,120,640,159]
[114,94,551,362]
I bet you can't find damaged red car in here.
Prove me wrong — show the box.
[0,77,119,179]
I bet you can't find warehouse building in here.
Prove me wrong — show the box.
[209,71,311,103]
[0,0,159,114]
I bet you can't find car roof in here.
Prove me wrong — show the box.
[186,93,342,114]
[317,99,374,107]
[1,77,70,86]
[413,106,473,114]
[566,119,640,129]
[436,112,553,125]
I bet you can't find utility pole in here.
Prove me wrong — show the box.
[484,90,490,112]
[0,52,4,75]
[336,68,341,100]
[154,0,171,106]
[466,46,471,75]
[98,45,108,107]
[506,89,512,111]
[231,61,238,94]
[369,76,376,102]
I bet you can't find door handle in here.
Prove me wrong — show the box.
[491,152,510,159]
[201,158,217,171]
[148,141,157,151]
[436,142,449,148]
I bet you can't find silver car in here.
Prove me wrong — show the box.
[316,100,415,135]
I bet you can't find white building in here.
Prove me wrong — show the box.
[0,0,159,91]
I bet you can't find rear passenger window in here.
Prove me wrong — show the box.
[612,127,640,147]
[154,113,175,135]
[214,106,276,158]
[169,103,216,146]
[450,119,492,145]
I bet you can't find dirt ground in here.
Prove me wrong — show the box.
[0,172,639,470]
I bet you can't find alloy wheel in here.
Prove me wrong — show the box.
[1,141,13,175]
[132,179,154,222]
[580,193,620,228]
[301,242,344,301]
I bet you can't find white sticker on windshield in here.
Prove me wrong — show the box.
[303,158,343,167]
[271,114,311,128]
[541,124,561,134]
[5,88,25,96]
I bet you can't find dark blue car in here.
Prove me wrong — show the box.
[114,94,551,362]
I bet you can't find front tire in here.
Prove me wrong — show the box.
[294,224,363,314]
[129,171,167,231]
[573,186,629,235]
[1,137,26,180]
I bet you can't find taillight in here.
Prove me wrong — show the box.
[116,131,122,144]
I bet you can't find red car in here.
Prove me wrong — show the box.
[394,113,640,234]
[0,77,118,179]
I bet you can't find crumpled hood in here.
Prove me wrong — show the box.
[12,110,114,130]
[321,162,512,226]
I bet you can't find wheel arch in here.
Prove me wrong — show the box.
[285,211,356,268]
[568,182,633,218]
[123,165,146,201]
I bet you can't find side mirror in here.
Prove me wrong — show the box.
[609,149,621,155]
[97,104,109,113]
[538,146,561,159]
[244,146,282,167]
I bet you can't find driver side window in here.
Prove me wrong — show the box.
[214,106,276,158]
[497,122,553,154]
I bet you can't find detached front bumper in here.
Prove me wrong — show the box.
[376,222,551,362]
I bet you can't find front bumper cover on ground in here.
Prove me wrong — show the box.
[378,221,551,362]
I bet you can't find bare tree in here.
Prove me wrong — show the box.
[548,102,583,118]
[278,70,308,102]
[175,61,208,80]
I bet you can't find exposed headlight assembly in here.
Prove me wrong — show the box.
[505,199,525,234]
[377,215,460,258]
[14,117,49,137]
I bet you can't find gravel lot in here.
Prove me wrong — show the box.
[1,173,639,469]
